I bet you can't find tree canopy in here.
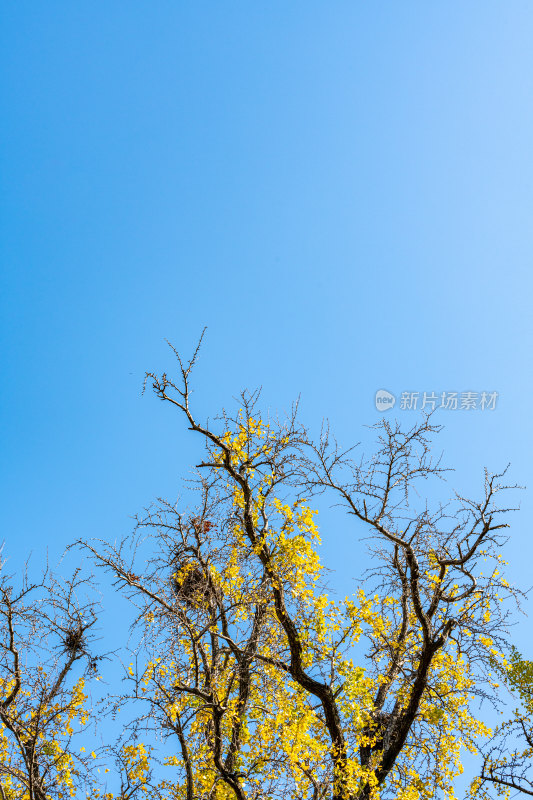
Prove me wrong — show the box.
[0,345,528,800]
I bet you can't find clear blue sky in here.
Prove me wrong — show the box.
[1,0,532,685]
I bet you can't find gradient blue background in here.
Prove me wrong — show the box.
[1,1,532,787]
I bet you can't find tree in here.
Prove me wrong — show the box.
[0,556,172,800]
[0,559,97,800]
[473,649,533,797]
[77,341,521,800]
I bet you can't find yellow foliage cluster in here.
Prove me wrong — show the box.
[0,672,88,799]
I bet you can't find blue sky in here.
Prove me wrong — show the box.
[1,0,532,768]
